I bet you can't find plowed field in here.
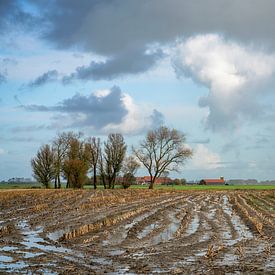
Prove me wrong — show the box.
[0,189,274,274]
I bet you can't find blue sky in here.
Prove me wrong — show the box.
[0,0,275,181]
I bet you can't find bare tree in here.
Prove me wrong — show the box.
[31,144,55,188]
[121,155,140,189]
[133,126,192,189]
[98,147,107,189]
[85,137,100,189]
[52,132,80,189]
[104,133,127,189]
[62,135,89,188]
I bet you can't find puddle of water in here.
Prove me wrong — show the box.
[18,220,28,229]
[177,250,207,266]
[47,229,67,242]
[131,251,145,258]
[137,222,160,239]
[151,211,181,245]
[0,261,28,270]
[22,251,44,259]
[0,219,85,273]
[18,222,73,255]
[207,208,216,219]
[103,196,184,247]
[152,267,170,273]
[222,195,253,246]
[198,221,211,242]
[217,252,239,266]
[0,255,13,262]
[1,246,17,252]
[184,214,199,236]
[265,256,275,271]
[91,257,112,265]
[195,251,207,257]
[107,267,135,275]
[109,249,125,256]
[103,209,159,246]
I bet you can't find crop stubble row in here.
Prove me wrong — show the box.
[0,189,274,274]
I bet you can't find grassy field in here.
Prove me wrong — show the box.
[1,182,274,190]
[153,184,275,190]
[130,184,275,190]
[0,182,41,189]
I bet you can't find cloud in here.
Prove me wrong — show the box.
[0,0,37,33]
[21,86,164,134]
[191,144,222,170]
[28,70,59,87]
[3,0,272,80]
[33,0,275,53]
[3,1,275,79]
[103,96,165,135]
[173,34,275,131]
[23,86,127,129]
[0,148,5,155]
[63,49,164,82]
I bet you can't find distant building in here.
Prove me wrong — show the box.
[135,176,172,185]
[227,179,258,185]
[199,177,225,185]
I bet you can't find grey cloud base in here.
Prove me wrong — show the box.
[21,86,164,134]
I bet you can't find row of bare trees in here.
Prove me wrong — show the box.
[31,126,192,189]
[31,132,129,189]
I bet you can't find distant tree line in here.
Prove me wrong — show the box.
[31,126,192,189]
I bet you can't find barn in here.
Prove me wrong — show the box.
[199,177,225,185]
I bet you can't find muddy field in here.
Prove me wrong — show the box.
[0,189,274,274]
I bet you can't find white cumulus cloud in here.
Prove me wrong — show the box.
[103,93,164,135]
[190,144,222,170]
[173,34,275,132]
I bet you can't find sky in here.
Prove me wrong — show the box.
[0,0,275,181]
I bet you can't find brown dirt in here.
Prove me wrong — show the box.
[0,189,274,274]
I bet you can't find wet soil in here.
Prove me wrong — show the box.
[0,189,274,274]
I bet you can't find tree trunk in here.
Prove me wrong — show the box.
[54,177,57,189]
[149,175,155,189]
[57,175,61,189]
[93,166,97,189]
[108,175,112,189]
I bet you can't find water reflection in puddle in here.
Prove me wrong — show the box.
[103,209,159,246]
[47,229,67,242]
[151,211,181,245]
[0,219,83,273]
[0,255,13,262]
[137,222,160,239]
[184,214,199,236]
[222,195,253,245]
[109,249,125,256]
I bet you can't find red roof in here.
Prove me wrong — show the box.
[136,176,172,184]
[202,179,225,183]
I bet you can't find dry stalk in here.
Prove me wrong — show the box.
[236,244,245,259]
[264,244,271,257]
[204,244,224,259]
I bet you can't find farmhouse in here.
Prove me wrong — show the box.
[136,176,172,185]
[199,177,225,185]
